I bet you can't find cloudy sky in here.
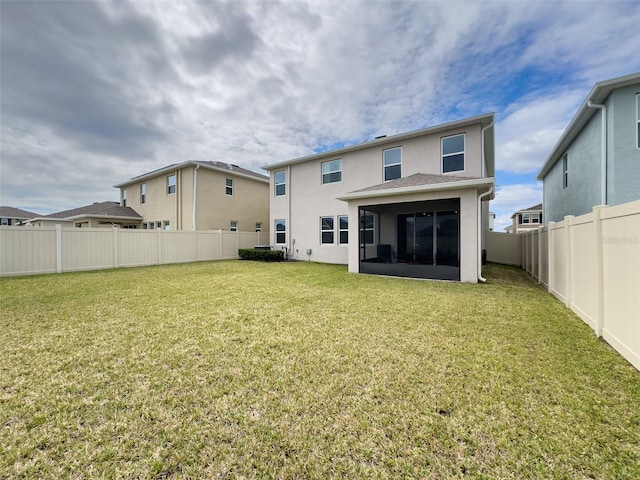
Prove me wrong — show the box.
[1,0,639,230]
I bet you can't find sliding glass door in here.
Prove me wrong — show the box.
[397,210,459,266]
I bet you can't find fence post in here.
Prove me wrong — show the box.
[218,230,223,260]
[593,205,606,337]
[564,215,575,309]
[113,226,119,269]
[547,222,555,293]
[157,228,162,265]
[56,224,62,273]
[537,228,543,284]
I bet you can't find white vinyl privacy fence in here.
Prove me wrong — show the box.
[487,200,640,371]
[0,226,270,277]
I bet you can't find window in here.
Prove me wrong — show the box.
[322,159,342,184]
[531,214,540,224]
[122,189,127,207]
[562,154,568,189]
[230,220,238,232]
[149,221,155,230]
[442,134,465,173]
[636,94,639,148]
[226,178,233,196]
[360,212,375,244]
[255,222,262,233]
[164,221,170,231]
[338,215,348,244]
[142,223,148,230]
[141,183,146,204]
[275,219,286,244]
[275,171,286,196]
[321,216,334,244]
[167,174,176,195]
[1,218,10,226]
[383,147,402,181]
[156,221,162,230]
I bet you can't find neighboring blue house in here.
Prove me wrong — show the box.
[537,72,640,224]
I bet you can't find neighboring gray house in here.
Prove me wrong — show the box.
[26,201,142,228]
[263,113,495,283]
[537,72,640,223]
[0,206,39,226]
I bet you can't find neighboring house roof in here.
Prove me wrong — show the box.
[511,203,543,218]
[536,72,640,180]
[335,173,494,201]
[263,113,495,176]
[30,201,142,222]
[0,206,40,219]
[114,160,269,188]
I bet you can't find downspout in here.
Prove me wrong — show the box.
[478,119,494,282]
[477,185,493,283]
[287,164,292,260]
[192,164,200,231]
[587,101,607,205]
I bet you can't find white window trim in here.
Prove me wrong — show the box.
[230,220,238,232]
[383,146,402,182]
[562,154,568,189]
[167,175,176,195]
[226,178,233,196]
[441,133,466,174]
[320,216,335,245]
[321,159,342,185]
[338,215,349,245]
[255,222,262,233]
[275,219,286,244]
[141,183,146,204]
[275,171,286,197]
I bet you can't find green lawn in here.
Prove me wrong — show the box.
[1,262,639,479]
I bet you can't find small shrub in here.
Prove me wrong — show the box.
[238,248,284,262]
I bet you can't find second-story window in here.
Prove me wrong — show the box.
[122,189,127,207]
[442,134,465,173]
[383,147,402,181]
[141,183,146,204]
[562,154,568,189]
[226,178,233,196]
[275,171,286,196]
[167,174,176,195]
[322,159,342,184]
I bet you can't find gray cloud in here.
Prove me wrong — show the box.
[1,0,639,215]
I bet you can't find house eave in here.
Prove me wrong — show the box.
[335,177,495,202]
[536,72,640,180]
[114,161,268,188]
[263,113,495,171]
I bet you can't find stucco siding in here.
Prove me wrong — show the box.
[544,113,602,223]
[608,85,640,206]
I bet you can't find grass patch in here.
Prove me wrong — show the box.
[1,262,639,478]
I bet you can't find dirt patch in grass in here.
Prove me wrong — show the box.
[1,262,639,478]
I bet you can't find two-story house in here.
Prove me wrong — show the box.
[510,203,543,234]
[537,72,640,223]
[263,113,495,282]
[114,161,270,232]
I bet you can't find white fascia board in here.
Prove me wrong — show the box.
[335,177,495,202]
[65,214,142,221]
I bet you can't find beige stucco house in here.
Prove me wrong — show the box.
[0,206,40,226]
[263,113,495,282]
[114,161,270,232]
[26,201,142,228]
[510,203,543,234]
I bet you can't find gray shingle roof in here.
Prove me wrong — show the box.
[43,201,142,219]
[350,173,487,194]
[0,206,40,219]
